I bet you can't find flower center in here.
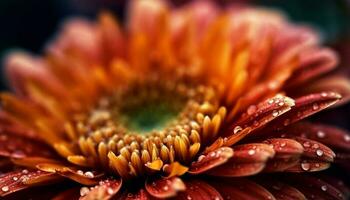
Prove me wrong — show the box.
[63,79,226,179]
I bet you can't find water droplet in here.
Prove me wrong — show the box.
[163,185,169,191]
[107,188,114,195]
[321,185,327,191]
[247,105,257,115]
[321,92,328,97]
[213,197,220,200]
[22,169,28,174]
[84,171,94,178]
[278,102,284,106]
[198,155,205,162]
[1,186,9,192]
[303,142,311,148]
[77,170,84,175]
[12,177,18,181]
[248,149,256,155]
[312,103,319,110]
[272,110,279,117]
[210,152,216,157]
[317,131,326,138]
[80,187,90,196]
[268,99,274,105]
[344,135,350,142]
[187,195,192,200]
[316,149,324,156]
[233,126,242,134]
[280,142,286,147]
[312,143,319,149]
[301,162,310,171]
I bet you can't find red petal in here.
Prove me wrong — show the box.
[262,138,304,172]
[285,175,345,200]
[189,147,233,174]
[258,180,306,200]
[116,189,151,200]
[210,178,275,200]
[0,169,61,196]
[285,159,330,172]
[0,131,56,159]
[267,92,341,130]
[223,95,295,146]
[80,178,122,200]
[286,48,338,88]
[176,179,223,200]
[145,176,185,198]
[206,144,275,177]
[293,137,335,162]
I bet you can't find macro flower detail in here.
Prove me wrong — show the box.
[1,0,350,199]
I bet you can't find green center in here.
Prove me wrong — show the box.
[121,102,180,133]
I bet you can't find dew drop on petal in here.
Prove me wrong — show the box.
[248,149,256,155]
[80,187,90,196]
[344,135,350,142]
[321,185,327,191]
[107,188,114,195]
[233,126,242,134]
[316,149,324,156]
[303,142,311,148]
[321,92,328,97]
[1,186,9,192]
[22,169,29,174]
[198,155,205,162]
[12,177,18,181]
[247,105,257,115]
[317,131,326,138]
[187,195,192,200]
[301,162,310,171]
[77,170,84,175]
[272,110,279,117]
[84,171,94,178]
[312,103,319,110]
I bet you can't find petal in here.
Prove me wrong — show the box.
[145,176,185,198]
[80,178,122,200]
[210,178,276,200]
[285,159,330,172]
[257,180,306,200]
[286,48,338,88]
[262,138,304,172]
[284,175,345,200]
[116,189,151,200]
[0,131,56,159]
[293,75,350,106]
[189,147,233,174]
[293,137,335,162]
[176,179,223,200]
[206,144,275,177]
[267,92,341,130]
[0,169,61,196]
[223,94,295,146]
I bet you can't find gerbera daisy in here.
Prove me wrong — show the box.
[1,0,350,199]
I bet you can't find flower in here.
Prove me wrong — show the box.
[1,0,350,199]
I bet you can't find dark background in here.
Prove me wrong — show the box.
[0,0,349,129]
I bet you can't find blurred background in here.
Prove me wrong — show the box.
[0,0,349,129]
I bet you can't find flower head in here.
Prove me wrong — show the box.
[1,0,350,199]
